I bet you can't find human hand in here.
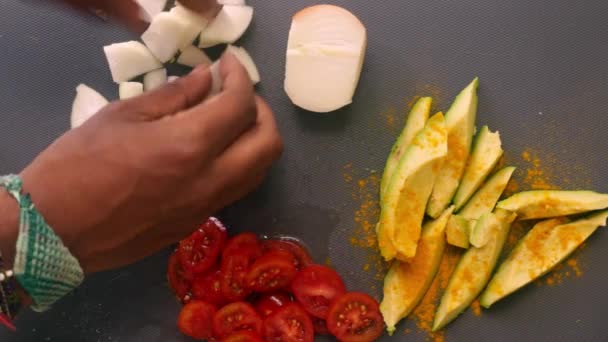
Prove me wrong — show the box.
[58,0,222,31]
[18,53,283,274]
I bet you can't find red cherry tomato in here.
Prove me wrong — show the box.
[263,303,314,342]
[326,292,384,342]
[220,254,254,301]
[212,302,263,339]
[221,331,264,342]
[177,300,216,340]
[291,264,347,319]
[261,239,314,270]
[222,232,262,260]
[178,218,228,274]
[167,251,192,302]
[245,250,297,293]
[254,292,292,318]
[192,267,226,306]
[312,317,330,335]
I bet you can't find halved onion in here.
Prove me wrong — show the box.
[198,5,253,48]
[225,45,260,84]
[119,82,144,99]
[284,5,367,113]
[136,0,167,20]
[71,84,109,128]
[177,45,212,67]
[103,41,162,83]
[144,68,168,91]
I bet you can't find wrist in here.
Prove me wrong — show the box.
[0,190,18,269]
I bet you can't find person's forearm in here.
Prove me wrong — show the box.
[0,190,18,269]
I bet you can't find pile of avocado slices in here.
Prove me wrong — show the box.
[377,78,608,334]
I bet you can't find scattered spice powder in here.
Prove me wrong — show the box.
[382,106,399,133]
[471,300,482,317]
[410,246,462,342]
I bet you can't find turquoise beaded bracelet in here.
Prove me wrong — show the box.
[0,175,84,312]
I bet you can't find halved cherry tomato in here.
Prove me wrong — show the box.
[327,292,384,342]
[222,232,262,260]
[167,251,192,302]
[178,218,228,274]
[263,303,314,342]
[221,331,264,342]
[254,292,292,318]
[212,302,263,339]
[261,238,314,270]
[192,267,226,306]
[220,254,254,301]
[312,317,330,335]
[177,300,216,340]
[245,250,297,292]
[291,264,346,319]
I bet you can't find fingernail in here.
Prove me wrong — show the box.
[220,50,239,67]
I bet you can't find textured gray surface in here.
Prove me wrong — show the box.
[1,0,608,341]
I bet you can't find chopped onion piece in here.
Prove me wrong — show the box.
[225,45,260,84]
[103,41,162,83]
[284,5,367,113]
[168,76,180,82]
[136,0,167,19]
[170,5,209,48]
[218,0,246,5]
[209,61,222,96]
[142,12,191,62]
[71,84,109,128]
[177,46,212,67]
[119,82,144,99]
[144,68,168,91]
[198,5,253,48]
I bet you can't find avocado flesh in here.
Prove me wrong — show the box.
[453,126,503,211]
[377,113,448,261]
[433,208,516,331]
[458,166,515,220]
[480,210,608,308]
[427,78,479,218]
[497,190,608,220]
[380,97,432,201]
[380,206,454,335]
[469,212,501,248]
[446,215,474,248]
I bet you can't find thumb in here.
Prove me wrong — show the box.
[115,65,213,121]
[177,0,223,18]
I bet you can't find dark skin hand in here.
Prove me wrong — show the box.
[0,2,283,277]
[57,0,223,31]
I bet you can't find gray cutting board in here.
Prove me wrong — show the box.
[1,0,607,341]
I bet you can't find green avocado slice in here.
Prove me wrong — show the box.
[427,78,479,218]
[380,97,432,201]
[497,190,608,220]
[377,112,448,261]
[433,208,516,331]
[446,215,474,248]
[458,166,516,220]
[453,126,503,211]
[380,206,454,335]
[480,210,608,308]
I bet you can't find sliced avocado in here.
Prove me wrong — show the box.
[458,166,516,220]
[433,208,516,331]
[427,78,479,218]
[380,97,432,201]
[446,215,474,248]
[469,212,501,248]
[380,206,454,335]
[453,126,503,211]
[496,190,608,220]
[480,210,608,308]
[377,113,448,261]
